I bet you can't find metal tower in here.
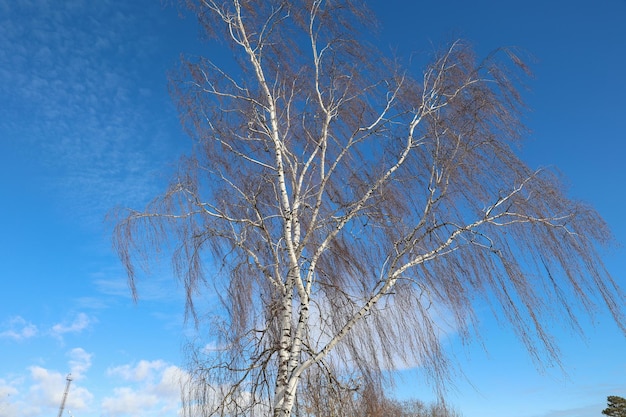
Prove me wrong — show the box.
[56,374,72,417]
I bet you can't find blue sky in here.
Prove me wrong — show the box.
[1,1,625,416]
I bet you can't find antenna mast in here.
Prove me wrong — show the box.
[56,374,72,417]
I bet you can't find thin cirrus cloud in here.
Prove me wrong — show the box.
[0,0,183,226]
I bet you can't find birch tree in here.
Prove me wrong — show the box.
[114,0,626,416]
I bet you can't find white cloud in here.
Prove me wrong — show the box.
[27,365,93,416]
[154,365,186,399]
[103,360,188,417]
[0,379,19,398]
[68,348,93,380]
[51,313,92,337]
[0,347,95,417]
[107,359,168,382]
[101,386,160,416]
[29,366,69,408]
[0,350,188,417]
[0,316,38,341]
[0,379,19,415]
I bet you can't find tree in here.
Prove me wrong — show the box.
[292,376,461,417]
[113,1,626,416]
[603,396,626,417]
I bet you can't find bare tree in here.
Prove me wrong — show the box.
[292,369,461,417]
[114,1,626,416]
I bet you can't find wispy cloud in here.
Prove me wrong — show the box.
[0,316,38,341]
[51,313,93,338]
[535,403,603,417]
[91,263,184,304]
[73,296,111,310]
[0,313,97,343]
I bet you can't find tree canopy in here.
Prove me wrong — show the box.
[114,1,626,416]
[603,396,626,417]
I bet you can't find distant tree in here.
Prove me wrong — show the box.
[292,367,460,417]
[603,396,626,417]
[114,1,626,416]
